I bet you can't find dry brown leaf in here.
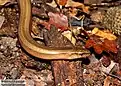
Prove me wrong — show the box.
[92,28,117,40]
[55,0,68,6]
[65,0,90,13]
[101,61,117,74]
[39,12,68,31]
[32,21,40,36]
[103,76,111,86]
[103,39,118,53]
[0,0,10,5]
[85,35,118,54]
[47,0,57,7]
[68,8,78,17]
[62,31,76,45]
[0,16,5,28]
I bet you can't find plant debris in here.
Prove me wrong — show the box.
[0,0,121,85]
[85,35,118,54]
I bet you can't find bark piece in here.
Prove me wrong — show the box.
[51,61,84,86]
[43,26,84,86]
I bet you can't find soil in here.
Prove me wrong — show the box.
[0,0,121,86]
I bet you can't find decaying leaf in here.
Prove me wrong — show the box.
[100,55,111,67]
[72,27,81,36]
[39,12,68,31]
[43,25,74,48]
[93,44,103,54]
[68,8,78,17]
[0,0,10,5]
[85,39,95,48]
[48,12,68,30]
[85,35,118,54]
[62,31,76,45]
[32,20,40,36]
[55,0,68,6]
[92,28,117,40]
[0,16,5,28]
[47,0,57,7]
[65,0,90,13]
[103,39,117,53]
[103,73,121,86]
[101,60,117,74]
[104,76,111,86]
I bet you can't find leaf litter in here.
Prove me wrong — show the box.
[0,0,121,85]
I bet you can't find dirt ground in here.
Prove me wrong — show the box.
[0,0,121,86]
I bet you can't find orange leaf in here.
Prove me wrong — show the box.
[58,0,68,6]
[103,39,117,53]
[85,39,95,48]
[93,44,103,54]
[104,76,111,86]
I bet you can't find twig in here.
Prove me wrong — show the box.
[103,71,121,81]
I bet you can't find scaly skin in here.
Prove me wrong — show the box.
[18,0,90,60]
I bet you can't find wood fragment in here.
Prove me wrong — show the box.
[51,60,84,86]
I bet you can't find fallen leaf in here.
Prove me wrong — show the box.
[65,0,90,13]
[101,60,117,74]
[0,16,5,28]
[68,8,78,17]
[103,39,118,53]
[85,39,95,48]
[100,55,111,67]
[117,71,121,76]
[92,27,117,40]
[85,35,118,54]
[62,31,76,45]
[32,20,40,36]
[93,44,103,54]
[104,76,111,86]
[72,27,81,36]
[39,20,50,30]
[45,12,68,31]
[55,0,68,6]
[47,0,57,8]
[38,12,69,31]
[0,0,10,5]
